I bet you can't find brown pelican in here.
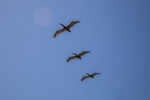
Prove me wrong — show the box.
[81,73,101,81]
[54,21,80,38]
[67,51,90,62]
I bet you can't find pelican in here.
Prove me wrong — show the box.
[54,21,80,38]
[67,51,90,62]
[81,73,101,81]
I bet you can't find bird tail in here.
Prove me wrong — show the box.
[68,30,71,32]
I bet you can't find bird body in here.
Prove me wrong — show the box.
[59,23,71,32]
[54,21,80,38]
[72,53,82,59]
[67,51,90,62]
[81,73,101,81]
[64,27,71,32]
[86,73,94,78]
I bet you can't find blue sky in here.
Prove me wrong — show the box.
[0,0,150,100]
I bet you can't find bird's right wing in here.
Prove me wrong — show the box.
[54,28,66,38]
[91,73,101,76]
[81,76,89,81]
[67,56,77,62]
[66,21,80,29]
[78,51,90,57]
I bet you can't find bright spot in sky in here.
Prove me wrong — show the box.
[33,7,53,27]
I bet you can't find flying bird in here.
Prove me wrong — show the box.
[81,73,101,81]
[54,21,80,38]
[67,51,90,62]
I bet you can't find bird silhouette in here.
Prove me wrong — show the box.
[81,73,101,81]
[67,51,90,62]
[54,21,80,38]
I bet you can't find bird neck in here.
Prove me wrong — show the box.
[73,53,77,56]
[86,73,90,76]
[59,23,65,27]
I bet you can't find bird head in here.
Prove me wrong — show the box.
[59,23,65,27]
[86,73,89,75]
[72,53,77,55]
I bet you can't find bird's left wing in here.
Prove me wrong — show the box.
[66,21,80,29]
[54,28,66,38]
[81,76,89,81]
[67,56,77,62]
[78,51,90,57]
[91,73,101,76]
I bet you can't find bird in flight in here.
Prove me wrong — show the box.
[54,21,80,38]
[81,73,101,82]
[67,51,90,62]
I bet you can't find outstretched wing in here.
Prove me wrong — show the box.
[54,28,66,38]
[81,76,89,81]
[66,21,80,29]
[67,56,77,62]
[78,51,90,57]
[91,73,101,76]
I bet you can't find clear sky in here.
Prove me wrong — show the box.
[0,0,150,100]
